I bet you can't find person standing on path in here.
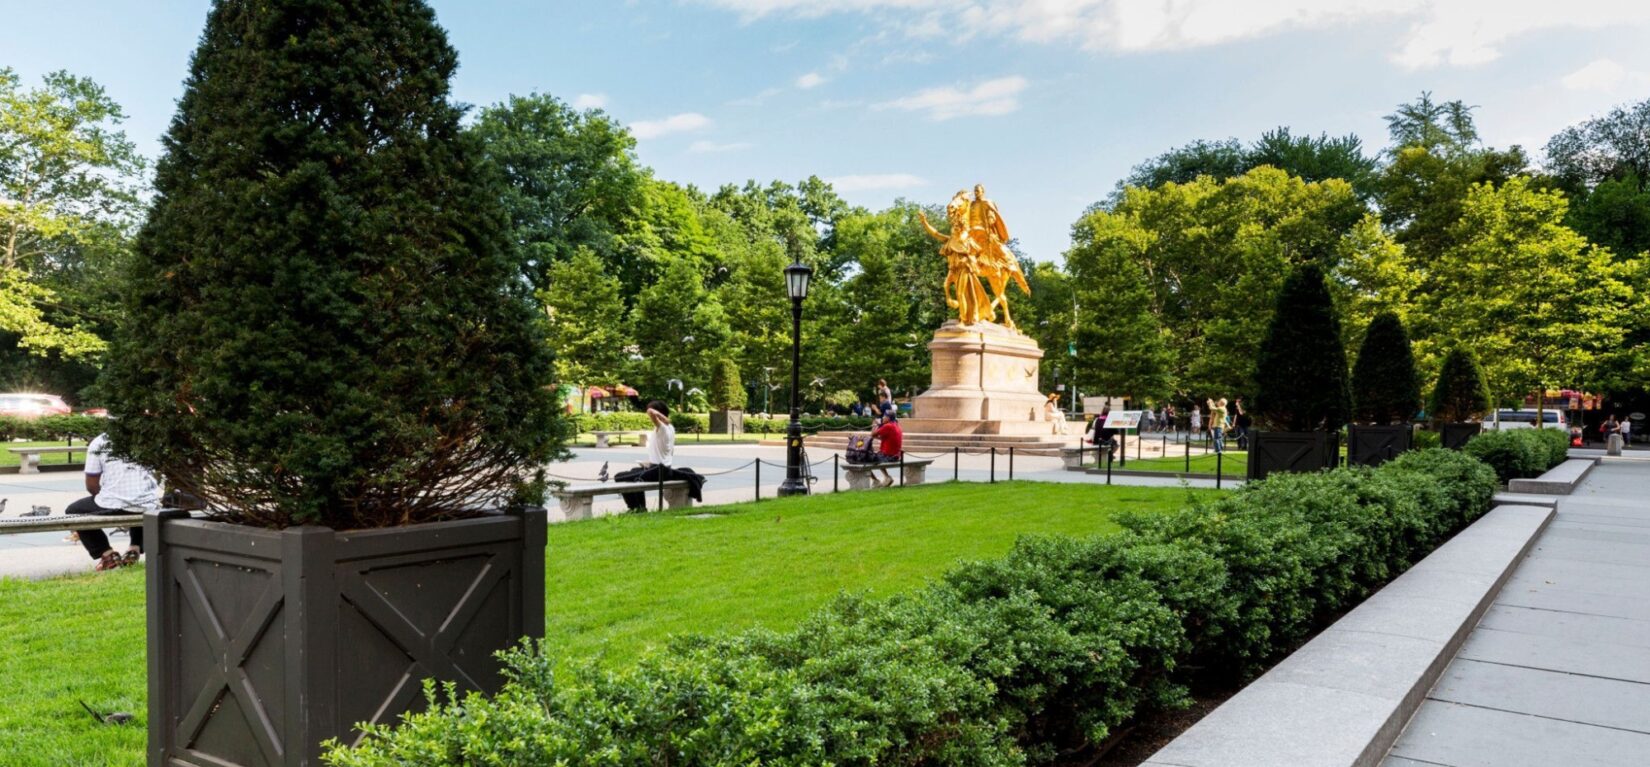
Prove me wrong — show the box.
[66,433,161,571]
[1602,414,1624,456]
[1232,396,1253,450]
[1620,417,1632,448]
[1207,398,1230,454]
[1189,405,1203,444]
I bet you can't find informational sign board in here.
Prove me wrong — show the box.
[1104,410,1144,430]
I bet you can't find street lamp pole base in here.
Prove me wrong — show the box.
[777,479,809,497]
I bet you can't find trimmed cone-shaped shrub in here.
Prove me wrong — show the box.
[1428,347,1492,424]
[710,357,747,411]
[1351,312,1422,424]
[1253,263,1350,431]
[102,0,567,529]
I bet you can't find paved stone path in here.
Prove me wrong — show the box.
[1386,457,1650,767]
[0,442,1233,580]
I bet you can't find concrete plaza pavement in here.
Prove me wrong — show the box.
[1385,455,1650,767]
[0,440,1232,580]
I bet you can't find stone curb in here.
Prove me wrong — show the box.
[1507,457,1598,495]
[1144,503,1556,767]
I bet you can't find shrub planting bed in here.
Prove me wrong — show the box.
[1462,427,1570,483]
[326,449,1497,766]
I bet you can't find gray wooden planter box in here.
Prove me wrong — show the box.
[1247,430,1339,481]
[145,507,546,767]
[1440,422,1482,450]
[1347,424,1414,467]
[709,409,744,435]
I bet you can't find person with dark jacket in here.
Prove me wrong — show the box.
[1088,409,1118,460]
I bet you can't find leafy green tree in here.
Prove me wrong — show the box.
[1065,212,1173,401]
[1351,312,1421,424]
[1253,264,1350,431]
[472,93,644,292]
[1383,92,1481,153]
[709,357,746,410]
[102,0,565,529]
[1544,98,1650,192]
[1566,173,1650,256]
[1428,178,1635,419]
[1120,138,1249,191]
[1071,167,1382,398]
[1428,347,1491,423]
[1116,128,1375,202]
[539,248,630,387]
[0,68,143,358]
[630,257,730,398]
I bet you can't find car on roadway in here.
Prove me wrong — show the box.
[1481,408,1567,431]
[0,393,72,419]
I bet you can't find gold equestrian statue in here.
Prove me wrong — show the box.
[919,183,1030,330]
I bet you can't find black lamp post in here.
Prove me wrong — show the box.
[778,260,813,496]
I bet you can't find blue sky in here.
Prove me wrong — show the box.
[5,1,1650,259]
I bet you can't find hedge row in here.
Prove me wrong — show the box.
[0,414,107,442]
[326,449,1496,767]
[1463,427,1570,483]
[574,412,874,435]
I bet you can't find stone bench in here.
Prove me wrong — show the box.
[841,458,935,490]
[551,480,690,521]
[0,511,180,535]
[9,445,87,474]
[1507,457,1596,495]
[588,430,651,448]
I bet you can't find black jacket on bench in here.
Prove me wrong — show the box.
[614,465,706,510]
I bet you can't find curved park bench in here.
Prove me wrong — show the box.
[841,457,935,490]
[9,445,87,474]
[588,430,651,449]
[551,480,691,522]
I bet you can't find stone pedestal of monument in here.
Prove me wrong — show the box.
[902,321,1051,436]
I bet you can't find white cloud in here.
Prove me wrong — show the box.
[796,71,827,89]
[689,140,753,153]
[826,173,929,192]
[697,0,1650,70]
[1561,59,1629,92]
[629,112,712,139]
[875,76,1027,120]
[573,93,608,110]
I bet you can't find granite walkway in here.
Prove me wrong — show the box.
[1385,457,1650,767]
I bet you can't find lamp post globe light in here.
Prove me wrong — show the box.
[779,260,813,496]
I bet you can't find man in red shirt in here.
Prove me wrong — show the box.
[870,414,904,488]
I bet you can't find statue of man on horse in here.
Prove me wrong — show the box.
[919,183,1031,330]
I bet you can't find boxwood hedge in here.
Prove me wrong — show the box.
[325,449,1497,767]
[1463,427,1570,483]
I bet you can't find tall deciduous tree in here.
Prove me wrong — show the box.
[1351,312,1421,424]
[1253,263,1350,431]
[1429,178,1635,417]
[102,0,564,528]
[1065,211,1173,401]
[0,68,142,357]
[540,248,630,387]
[630,257,730,398]
[471,93,644,293]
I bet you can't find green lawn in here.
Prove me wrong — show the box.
[569,431,774,446]
[0,440,87,468]
[0,481,1214,766]
[1114,451,1249,477]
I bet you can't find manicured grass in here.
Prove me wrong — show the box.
[1113,451,1249,477]
[0,481,1214,766]
[0,440,88,468]
[569,432,774,447]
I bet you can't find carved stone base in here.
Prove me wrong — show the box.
[910,321,1046,432]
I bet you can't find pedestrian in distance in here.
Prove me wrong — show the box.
[1088,408,1119,461]
[1232,396,1252,450]
[1189,404,1203,444]
[1207,397,1230,454]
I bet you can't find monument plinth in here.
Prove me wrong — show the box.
[902,321,1051,436]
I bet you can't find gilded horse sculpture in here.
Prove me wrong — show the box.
[919,183,1030,329]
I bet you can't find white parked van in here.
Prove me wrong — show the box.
[1482,409,1567,431]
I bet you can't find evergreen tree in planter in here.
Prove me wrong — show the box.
[1348,312,1420,464]
[1429,346,1493,449]
[102,2,566,763]
[1250,263,1350,478]
[709,357,746,434]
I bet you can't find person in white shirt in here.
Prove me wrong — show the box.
[616,400,703,511]
[1620,418,1632,447]
[66,433,162,571]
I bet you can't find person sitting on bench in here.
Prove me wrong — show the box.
[868,412,904,488]
[67,432,162,571]
[615,401,705,510]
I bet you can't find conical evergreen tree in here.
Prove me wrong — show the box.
[1351,312,1422,424]
[102,0,566,529]
[1253,263,1350,431]
[1429,347,1493,423]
